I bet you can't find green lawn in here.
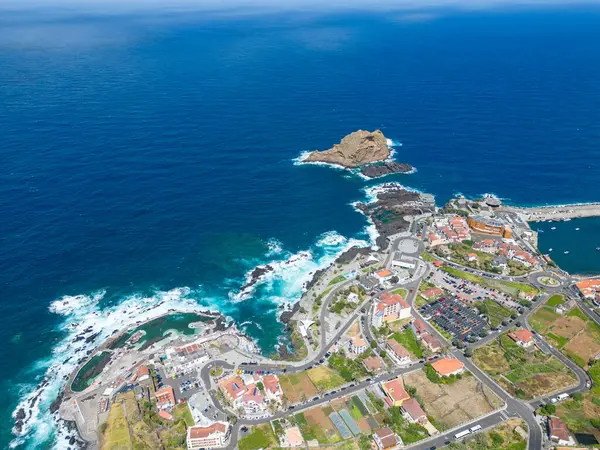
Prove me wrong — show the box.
[391,329,423,358]
[329,275,346,286]
[238,424,277,450]
[546,294,565,307]
[393,288,408,297]
[172,404,194,427]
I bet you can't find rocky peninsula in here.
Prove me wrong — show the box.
[360,160,414,178]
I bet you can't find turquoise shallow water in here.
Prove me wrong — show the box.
[533,217,600,276]
[1,5,600,448]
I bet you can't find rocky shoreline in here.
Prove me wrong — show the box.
[355,184,433,249]
[360,160,414,178]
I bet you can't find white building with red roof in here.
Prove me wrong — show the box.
[187,422,230,449]
[372,292,411,328]
[262,374,283,403]
[508,328,535,348]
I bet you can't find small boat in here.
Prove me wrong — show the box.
[563,218,571,221]
[596,247,600,251]
[551,227,556,230]
[549,248,553,252]
[537,229,544,233]
[575,227,580,231]
[564,251,569,254]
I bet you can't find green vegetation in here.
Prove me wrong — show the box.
[475,299,513,328]
[440,266,538,298]
[530,299,600,368]
[328,352,369,381]
[443,419,527,450]
[430,321,453,342]
[101,390,188,450]
[329,275,346,286]
[385,406,429,444]
[293,412,334,444]
[392,288,408,297]
[209,365,224,377]
[546,294,565,307]
[473,334,576,399]
[72,351,112,392]
[421,252,437,262]
[446,243,495,269]
[391,328,423,358]
[238,424,277,450]
[172,404,194,427]
[307,365,347,391]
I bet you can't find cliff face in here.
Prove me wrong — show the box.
[305,130,390,168]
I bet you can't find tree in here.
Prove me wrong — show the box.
[540,403,556,415]
[464,348,473,357]
[478,329,488,338]
[256,381,264,391]
[573,392,583,401]
[456,340,465,349]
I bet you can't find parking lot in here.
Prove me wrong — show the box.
[429,269,520,309]
[420,296,488,342]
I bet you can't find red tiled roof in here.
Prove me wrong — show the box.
[549,417,570,442]
[387,339,410,359]
[413,318,427,333]
[382,378,410,403]
[262,375,281,395]
[380,292,409,308]
[376,269,393,278]
[431,357,464,376]
[508,328,534,344]
[402,398,426,421]
[189,422,227,439]
[363,356,384,371]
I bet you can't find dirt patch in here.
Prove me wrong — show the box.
[404,370,501,429]
[473,342,510,374]
[329,398,347,411]
[279,372,317,403]
[356,417,371,433]
[552,316,586,339]
[304,407,340,441]
[564,332,600,362]
[346,321,360,338]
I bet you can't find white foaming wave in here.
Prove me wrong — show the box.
[386,138,403,148]
[230,231,369,309]
[480,192,509,201]
[48,291,105,316]
[12,286,216,450]
[265,238,283,257]
[292,151,346,171]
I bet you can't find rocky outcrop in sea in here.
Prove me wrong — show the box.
[304,130,390,168]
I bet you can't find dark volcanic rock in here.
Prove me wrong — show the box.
[360,161,414,178]
[50,392,65,414]
[356,185,432,249]
[280,302,300,324]
[238,264,274,295]
[335,246,371,264]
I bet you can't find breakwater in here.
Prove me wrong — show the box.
[506,203,600,222]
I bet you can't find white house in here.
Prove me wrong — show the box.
[347,293,360,304]
[349,336,369,354]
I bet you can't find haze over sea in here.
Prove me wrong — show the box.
[1,2,600,447]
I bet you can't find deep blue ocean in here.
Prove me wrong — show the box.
[1,4,600,448]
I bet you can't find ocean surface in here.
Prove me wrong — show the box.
[1,4,600,448]
[534,217,600,275]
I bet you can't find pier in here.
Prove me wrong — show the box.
[505,203,600,222]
